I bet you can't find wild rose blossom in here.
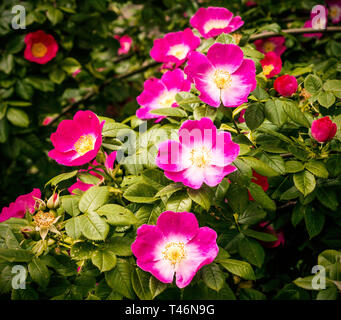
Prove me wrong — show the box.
[48,110,105,166]
[42,116,53,126]
[0,189,41,222]
[136,69,191,122]
[131,211,219,288]
[114,35,132,55]
[68,160,105,195]
[156,118,240,189]
[104,151,117,172]
[260,52,282,78]
[311,116,337,142]
[248,170,269,201]
[254,36,286,56]
[274,75,298,97]
[327,0,341,23]
[190,7,244,39]
[24,30,58,64]
[150,28,200,67]
[303,5,328,39]
[184,43,256,108]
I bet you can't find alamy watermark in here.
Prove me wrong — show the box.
[11,265,27,289]
[11,5,26,29]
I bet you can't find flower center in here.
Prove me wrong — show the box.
[190,146,212,168]
[74,134,96,156]
[203,19,229,33]
[162,242,186,264]
[168,44,189,60]
[263,64,274,76]
[31,42,48,58]
[158,91,176,108]
[213,69,232,89]
[330,6,340,19]
[263,41,275,53]
[33,211,55,228]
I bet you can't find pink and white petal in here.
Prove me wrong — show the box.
[212,132,240,166]
[182,28,201,50]
[179,118,217,148]
[204,165,237,187]
[131,224,166,262]
[194,75,221,108]
[161,69,191,92]
[232,59,257,91]
[104,151,117,171]
[226,16,244,32]
[156,211,199,242]
[50,120,82,152]
[68,181,94,194]
[185,51,214,80]
[73,110,101,133]
[48,149,80,166]
[207,43,244,73]
[221,77,254,107]
[150,38,168,62]
[156,140,187,172]
[136,107,159,120]
[137,259,175,284]
[164,167,205,190]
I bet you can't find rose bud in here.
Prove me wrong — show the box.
[311,116,337,143]
[47,191,60,209]
[274,75,298,97]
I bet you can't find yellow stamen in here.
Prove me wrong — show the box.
[162,242,186,264]
[31,42,47,58]
[330,6,340,19]
[33,211,55,228]
[263,41,275,53]
[168,45,188,60]
[213,69,232,89]
[74,134,96,156]
[190,146,212,168]
[263,64,274,76]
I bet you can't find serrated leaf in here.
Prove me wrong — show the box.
[79,212,109,241]
[202,263,224,292]
[219,259,255,280]
[293,170,316,197]
[91,249,117,272]
[97,204,138,226]
[79,186,110,213]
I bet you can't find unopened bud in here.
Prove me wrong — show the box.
[47,192,60,209]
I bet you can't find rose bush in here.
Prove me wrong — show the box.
[0,0,341,300]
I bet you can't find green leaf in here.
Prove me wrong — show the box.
[293,276,317,290]
[215,33,236,44]
[78,173,101,185]
[304,74,322,94]
[142,169,169,190]
[285,161,305,173]
[97,204,139,226]
[317,91,335,108]
[291,204,305,227]
[28,258,50,288]
[46,7,64,25]
[316,285,338,300]
[193,105,217,121]
[155,183,183,198]
[0,119,8,143]
[26,77,54,92]
[16,80,33,100]
[135,204,164,225]
[304,207,325,239]
[61,57,81,74]
[305,160,329,178]
[61,195,81,217]
[219,259,255,280]
[166,191,192,212]
[71,242,95,260]
[150,108,187,118]
[79,212,109,241]
[0,248,33,262]
[323,79,341,92]
[131,268,152,300]
[102,237,133,257]
[45,170,78,187]
[247,182,276,211]
[241,156,279,177]
[0,53,14,74]
[202,263,224,292]
[123,183,157,203]
[264,99,287,126]
[105,259,134,299]
[49,68,66,84]
[243,229,277,242]
[65,217,82,239]
[6,108,29,127]
[293,170,316,197]
[238,202,267,225]
[318,249,341,267]
[239,288,266,300]
[282,101,310,128]
[91,249,117,272]
[149,276,168,299]
[245,103,264,130]
[187,186,213,211]
[79,186,110,213]
[238,236,265,268]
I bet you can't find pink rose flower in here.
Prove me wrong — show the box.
[104,151,117,172]
[327,0,341,24]
[246,0,257,7]
[114,35,132,55]
[184,43,256,108]
[48,110,105,166]
[190,7,244,39]
[303,5,328,39]
[136,69,191,122]
[248,170,269,201]
[131,211,219,288]
[156,117,240,189]
[257,222,285,248]
[24,30,58,64]
[68,160,105,194]
[72,69,81,78]
[260,52,282,78]
[311,116,337,142]
[254,36,286,56]
[0,189,41,222]
[274,75,298,97]
[150,28,200,67]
